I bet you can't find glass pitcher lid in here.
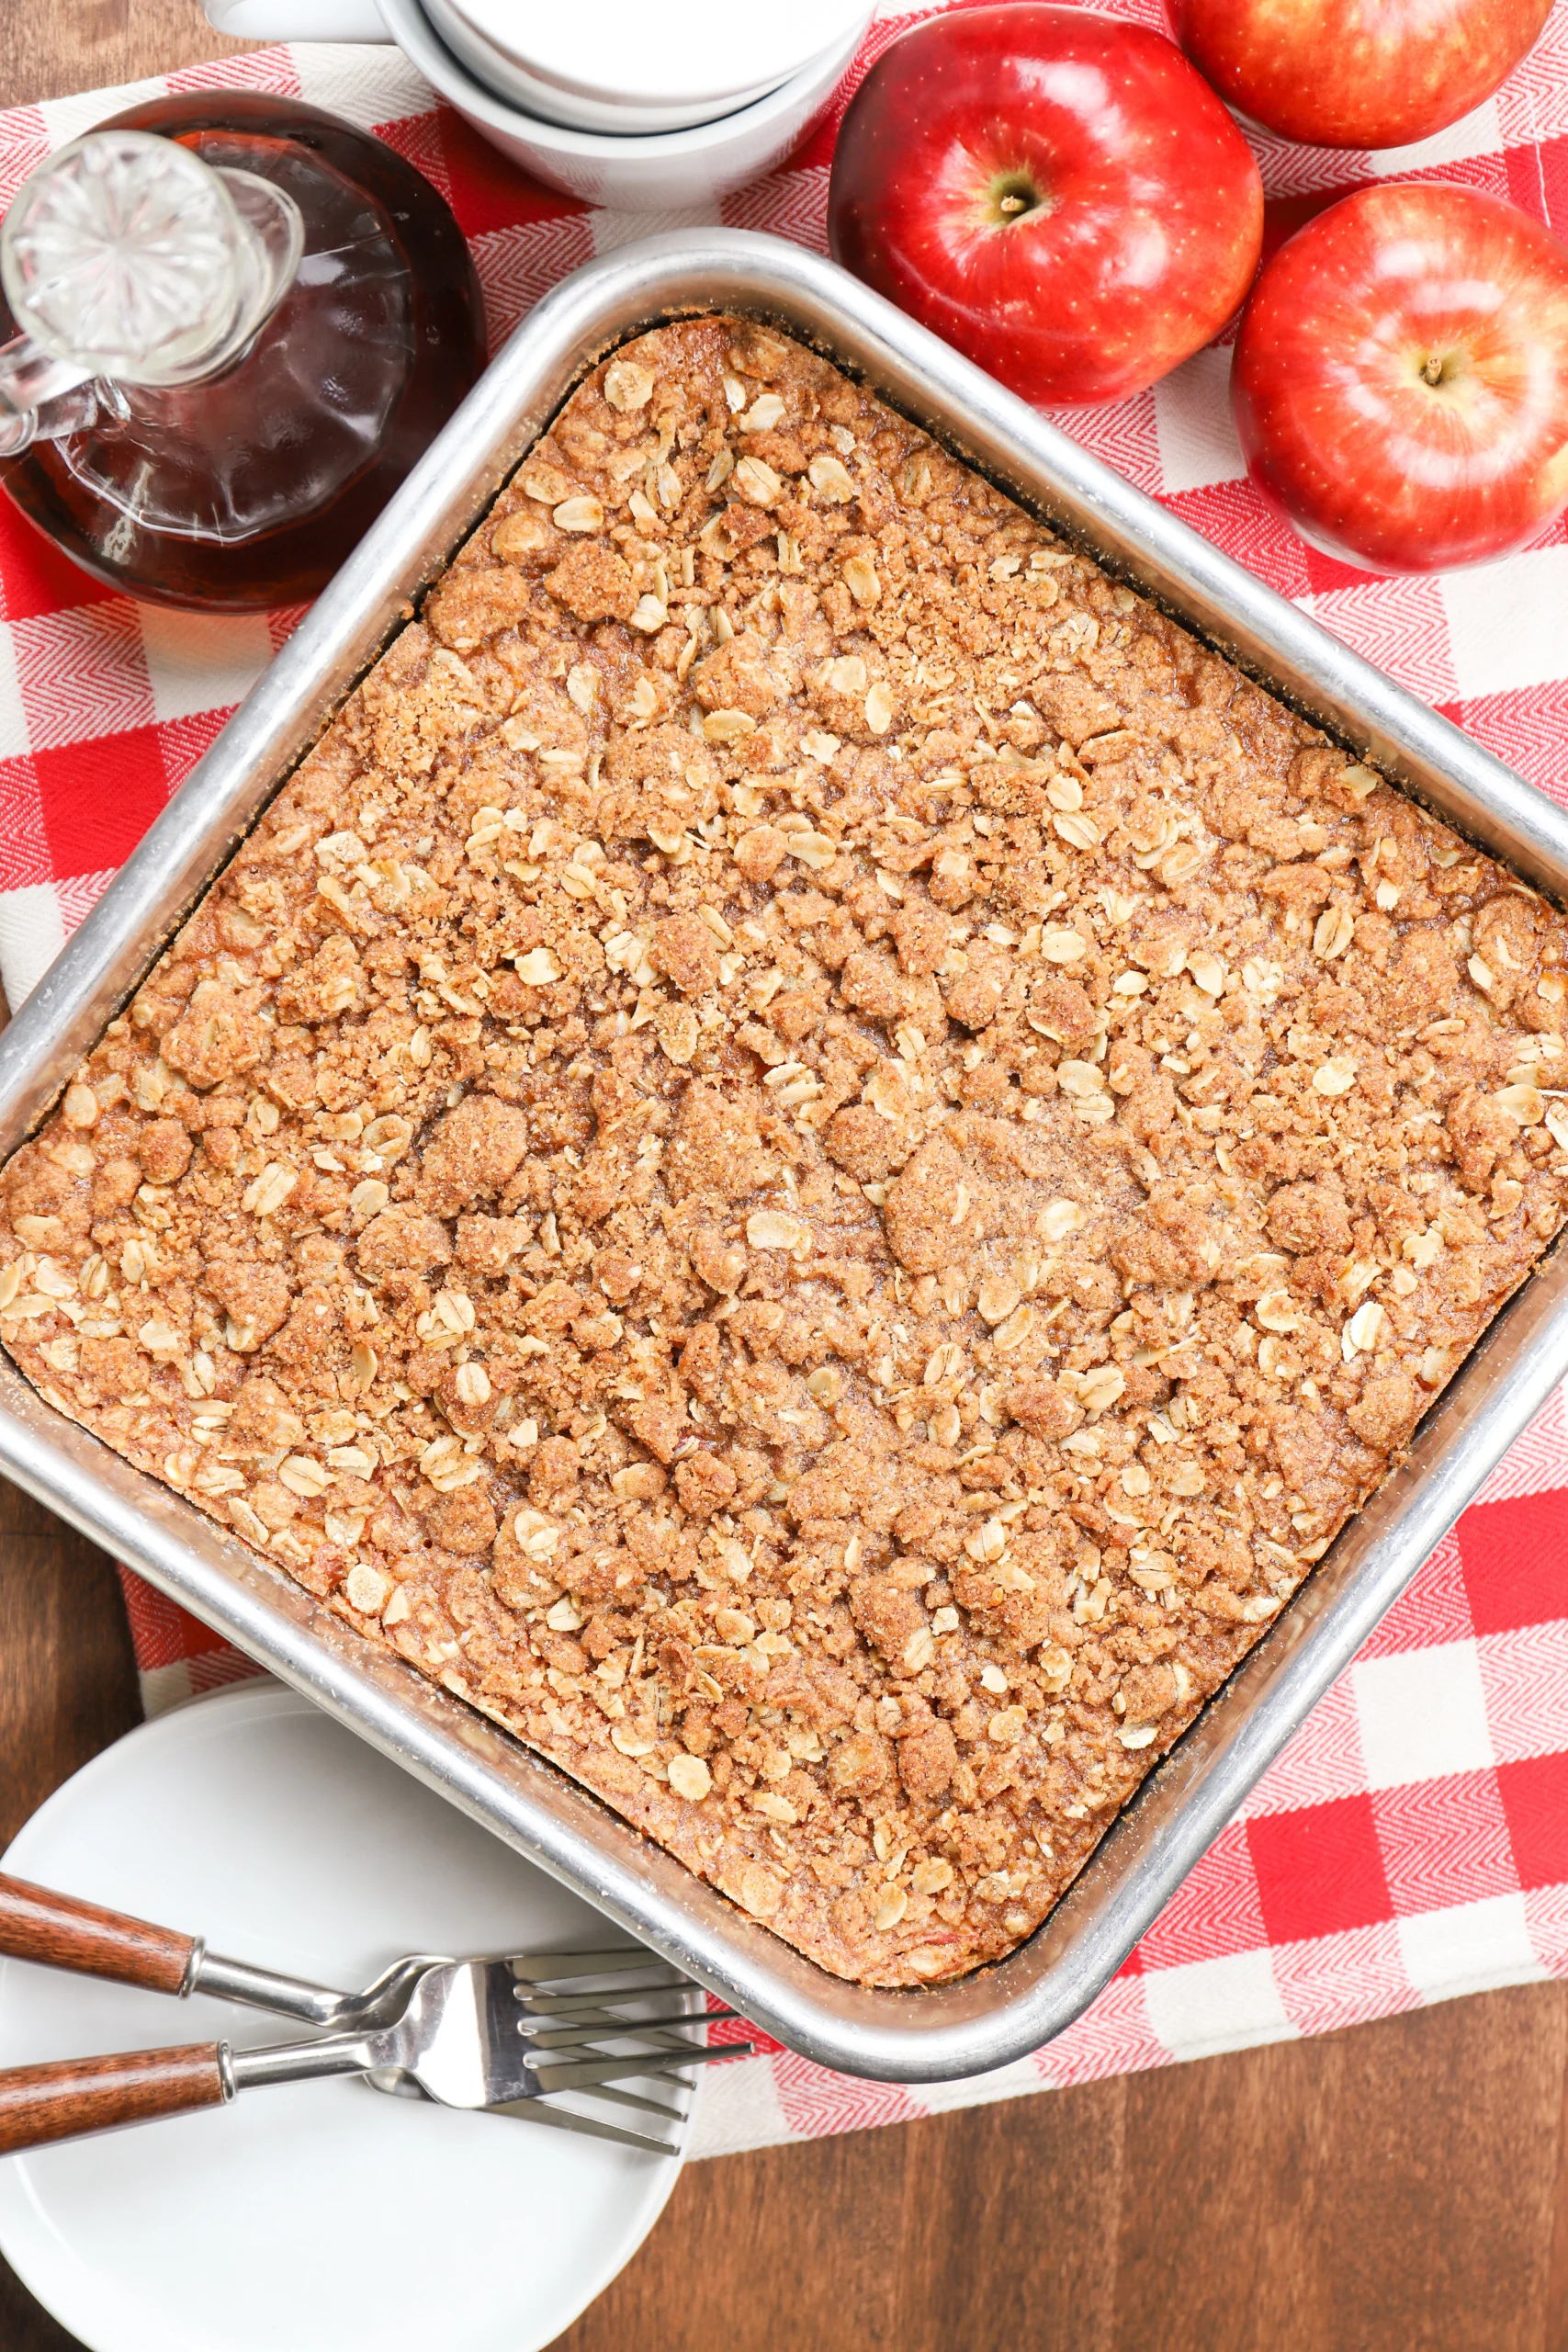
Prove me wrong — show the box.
[1,128,305,394]
[3,130,256,385]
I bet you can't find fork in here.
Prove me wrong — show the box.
[0,1871,743,2157]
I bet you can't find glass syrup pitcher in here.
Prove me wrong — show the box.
[0,93,487,611]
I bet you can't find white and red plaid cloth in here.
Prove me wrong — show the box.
[6,6,1568,2161]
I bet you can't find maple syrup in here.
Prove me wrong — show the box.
[0,93,486,611]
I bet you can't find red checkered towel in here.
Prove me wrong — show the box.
[6,6,1568,2156]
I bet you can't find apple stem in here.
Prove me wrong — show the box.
[979,171,1048,231]
[1420,356,1444,386]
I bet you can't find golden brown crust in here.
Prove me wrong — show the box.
[4,315,1567,1984]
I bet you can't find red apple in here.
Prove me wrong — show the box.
[1168,0,1553,153]
[1232,183,1568,572]
[827,5,1263,408]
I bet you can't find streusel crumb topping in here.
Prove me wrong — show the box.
[4,316,1566,1984]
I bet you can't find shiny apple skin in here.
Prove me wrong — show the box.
[827,5,1263,407]
[1168,0,1552,152]
[1232,184,1568,573]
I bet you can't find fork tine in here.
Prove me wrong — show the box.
[520,2021,734,2053]
[518,2005,740,2045]
[483,2093,680,2156]
[538,1974,692,1996]
[515,1988,722,2021]
[509,1950,693,1987]
[521,2014,739,2052]
[565,2078,694,2121]
[531,2043,752,2094]
[515,1945,681,1966]
[493,2018,722,2067]
[499,2011,716,2062]
[369,2062,690,2130]
[515,1987,739,2067]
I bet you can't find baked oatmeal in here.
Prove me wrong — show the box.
[4,315,1566,1987]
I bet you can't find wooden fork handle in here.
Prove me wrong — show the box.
[0,1871,197,1996]
[0,2043,231,2154]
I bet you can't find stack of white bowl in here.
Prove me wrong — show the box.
[205,0,874,209]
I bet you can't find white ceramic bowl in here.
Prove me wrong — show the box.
[423,0,863,133]
[377,0,871,211]
[422,0,784,132]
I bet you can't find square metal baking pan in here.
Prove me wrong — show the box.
[2,231,1566,2084]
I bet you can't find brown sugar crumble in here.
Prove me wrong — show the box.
[5,315,1568,1986]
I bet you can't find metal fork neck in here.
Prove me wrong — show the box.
[229,2030,382,2092]
[193,1949,349,2029]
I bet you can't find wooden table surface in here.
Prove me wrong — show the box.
[5,8,1568,2346]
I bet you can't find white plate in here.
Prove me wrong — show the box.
[0,1682,686,2352]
